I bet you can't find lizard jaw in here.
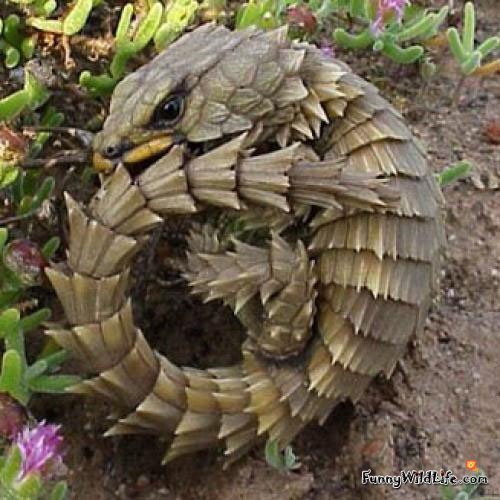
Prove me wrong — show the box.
[93,134,175,174]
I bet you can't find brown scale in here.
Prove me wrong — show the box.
[45,24,445,465]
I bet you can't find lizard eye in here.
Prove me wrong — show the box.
[152,95,184,128]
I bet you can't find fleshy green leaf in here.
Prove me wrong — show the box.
[28,374,80,393]
[462,2,475,53]
[349,0,365,17]
[382,42,424,64]
[460,50,481,74]
[79,71,116,96]
[0,163,19,189]
[21,36,36,59]
[0,308,21,338]
[109,43,135,79]
[18,176,54,215]
[0,446,22,486]
[27,18,64,34]
[3,15,23,48]
[132,2,163,51]
[25,70,50,110]
[30,107,65,157]
[0,229,8,253]
[236,3,261,29]
[35,349,68,372]
[115,3,134,46]
[447,27,468,63]
[15,473,43,498]
[154,0,199,51]
[63,0,94,36]
[334,28,373,49]
[25,359,49,381]
[0,350,28,403]
[50,481,69,500]
[437,160,472,186]
[265,440,283,469]
[0,88,30,121]
[19,308,51,333]
[0,291,21,311]
[264,440,299,471]
[4,46,21,69]
[41,236,60,260]
[477,37,500,58]
[398,7,448,43]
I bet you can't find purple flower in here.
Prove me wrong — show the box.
[370,0,409,36]
[319,39,335,59]
[15,421,64,480]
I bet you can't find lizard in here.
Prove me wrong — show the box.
[45,23,445,466]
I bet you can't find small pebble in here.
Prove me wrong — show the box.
[136,474,150,488]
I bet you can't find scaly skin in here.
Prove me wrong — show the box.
[45,24,445,465]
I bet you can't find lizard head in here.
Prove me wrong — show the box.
[92,24,346,174]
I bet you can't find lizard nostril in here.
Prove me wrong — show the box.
[103,144,123,159]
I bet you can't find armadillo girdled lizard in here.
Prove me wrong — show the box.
[45,24,445,465]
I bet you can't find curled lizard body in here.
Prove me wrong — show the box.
[46,24,445,465]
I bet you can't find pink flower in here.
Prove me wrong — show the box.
[370,0,409,36]
[319,39,335,59]
[286,5,318,34]
[3,239,47,286]
[15,421,64,480]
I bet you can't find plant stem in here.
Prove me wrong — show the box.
[0,212,36,226]
[20,151,89,169]
[452,74,467,106]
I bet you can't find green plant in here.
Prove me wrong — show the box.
[0,230,59,305]
[437,160,472,187]
[447,2,499,76]
[233,1,499,80]
[200,0,226,21]
[0,70,49,122]
[333,1,499,72]
[0,164,19,191]
[1,169,55,225]
[0,421,68,499]
[0,73,66,228]
[154,0,199,51]
[0,14,36,69]
[1,119,63,228]
[0,231,77,406]
[0,233,61,404]
[264,440,300,471]
[7,0,58,17]
[333,2,449,64]
[440,469,486,499]
[28,106,65,158]
[0,315,77,404]
[0,130,20,191]
[235,0,449,64]
[0,72,54,199]
[80,2,164,96]
[27,0,102,36]
[236,0,284,30]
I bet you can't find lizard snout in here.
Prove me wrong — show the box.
[93,135,175,174]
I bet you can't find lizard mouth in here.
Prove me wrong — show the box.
[93,135,176,175]
[92,133,245,179]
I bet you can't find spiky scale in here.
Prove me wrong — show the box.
[46,26,444,466]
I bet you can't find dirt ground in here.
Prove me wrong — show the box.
[5,0,499,498]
